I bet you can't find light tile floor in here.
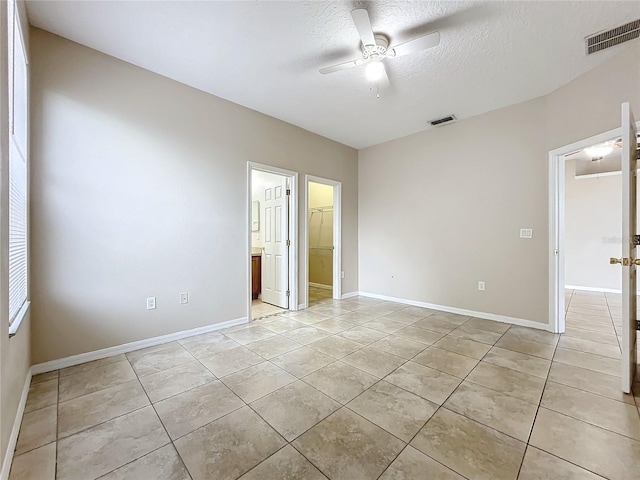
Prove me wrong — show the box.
[11,293,640,479]
[251,285,332,320]
[308,286,333,306]
[250,299,285,320]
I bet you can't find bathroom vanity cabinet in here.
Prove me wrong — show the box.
[251,254,261,299]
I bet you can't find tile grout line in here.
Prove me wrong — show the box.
[23,296,630,479]
[21,303,511,477]
[55,369,60,480]
[605,292,625,355]
[375,320,516,480]
[46,304,483,478]
[47,343,232,445]
[206,297,351,479]
[528,291,619,478]
[11,300,404,477]
[279,302,428,478]
[552,295,640,432]
[543,377,636,407]
[516,291,629,479]
[514,320,562,479]
[287,299,632,478]
[120,351,196,480]
[243,403,330,479]
[236,304,457,479]
[93,443,184,480]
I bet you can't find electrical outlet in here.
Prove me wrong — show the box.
[520,228,533,239]
[341,271,345,279]
[180,292,189,304]
[146,296,156,310]
[478,281,485,291]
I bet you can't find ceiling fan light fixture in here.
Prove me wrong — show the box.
[365,61,385,81]
[584,143,614,158]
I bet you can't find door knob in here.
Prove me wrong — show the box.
[609,257,640,266]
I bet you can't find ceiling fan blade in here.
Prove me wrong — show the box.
[351,9,376,47]
[389,31,440,57]
[319,58,366,75]
[565,150,583,157]
[377,63,390,89]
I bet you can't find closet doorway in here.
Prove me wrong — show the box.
[305,176,341,307]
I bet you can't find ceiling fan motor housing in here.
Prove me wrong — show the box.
[362,34,389,60]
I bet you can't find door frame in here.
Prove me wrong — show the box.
[304,175,342,307]
[548,121,640,333]
[247,162,299,318]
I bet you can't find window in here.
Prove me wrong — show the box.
[7,0,29,327]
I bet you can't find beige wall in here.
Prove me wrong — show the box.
[29,29,358,363]
[0,0,32,466]
[308,182,334,286]
[565,160,622,291]
[359,43,640,325]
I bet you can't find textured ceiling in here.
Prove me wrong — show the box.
[26,1,640,149]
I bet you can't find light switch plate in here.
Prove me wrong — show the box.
[146,297,156,310]
[520,228,533,239]
[478,281,485,291]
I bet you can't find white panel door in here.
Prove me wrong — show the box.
[621,102,638,393]
[262,176,289,308]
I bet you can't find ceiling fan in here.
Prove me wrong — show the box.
[566,134,640,160]
[319,8,440,92]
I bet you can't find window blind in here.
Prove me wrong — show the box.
[8,3,28,325]
[9,141,27,324]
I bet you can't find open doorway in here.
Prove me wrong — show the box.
[549,124,640,333]
[564,147,627,295]
[305,175,341,308]
[562,144,628,357]
[248,163,298,320]
[549,116,640,392]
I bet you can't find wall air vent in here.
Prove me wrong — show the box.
[586,19,640,55]
[429,115,456,127]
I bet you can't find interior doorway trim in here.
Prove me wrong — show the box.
[247,162,299,319]
[304,175,342,307]
[548,122,640,333]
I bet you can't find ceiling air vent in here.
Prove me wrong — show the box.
[586,19,640,55]
[429,115,456,127]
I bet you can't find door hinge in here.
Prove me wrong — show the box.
[286,189,291,196]
[286,290,290,297]
[286,239,290,247]
[636,320,640,331]
[633,235,640,246]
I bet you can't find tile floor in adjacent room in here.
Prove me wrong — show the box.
[11,292,640,479]
[308,286,333,306]
[251,286,332,320]
[250,298,285,320]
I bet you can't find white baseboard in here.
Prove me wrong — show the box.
[309,282,332,290]
[341,291,359,299]
[565,285,622,294]
[358,291,551,332]
[1,367,32,480]
[32,317,248,375]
